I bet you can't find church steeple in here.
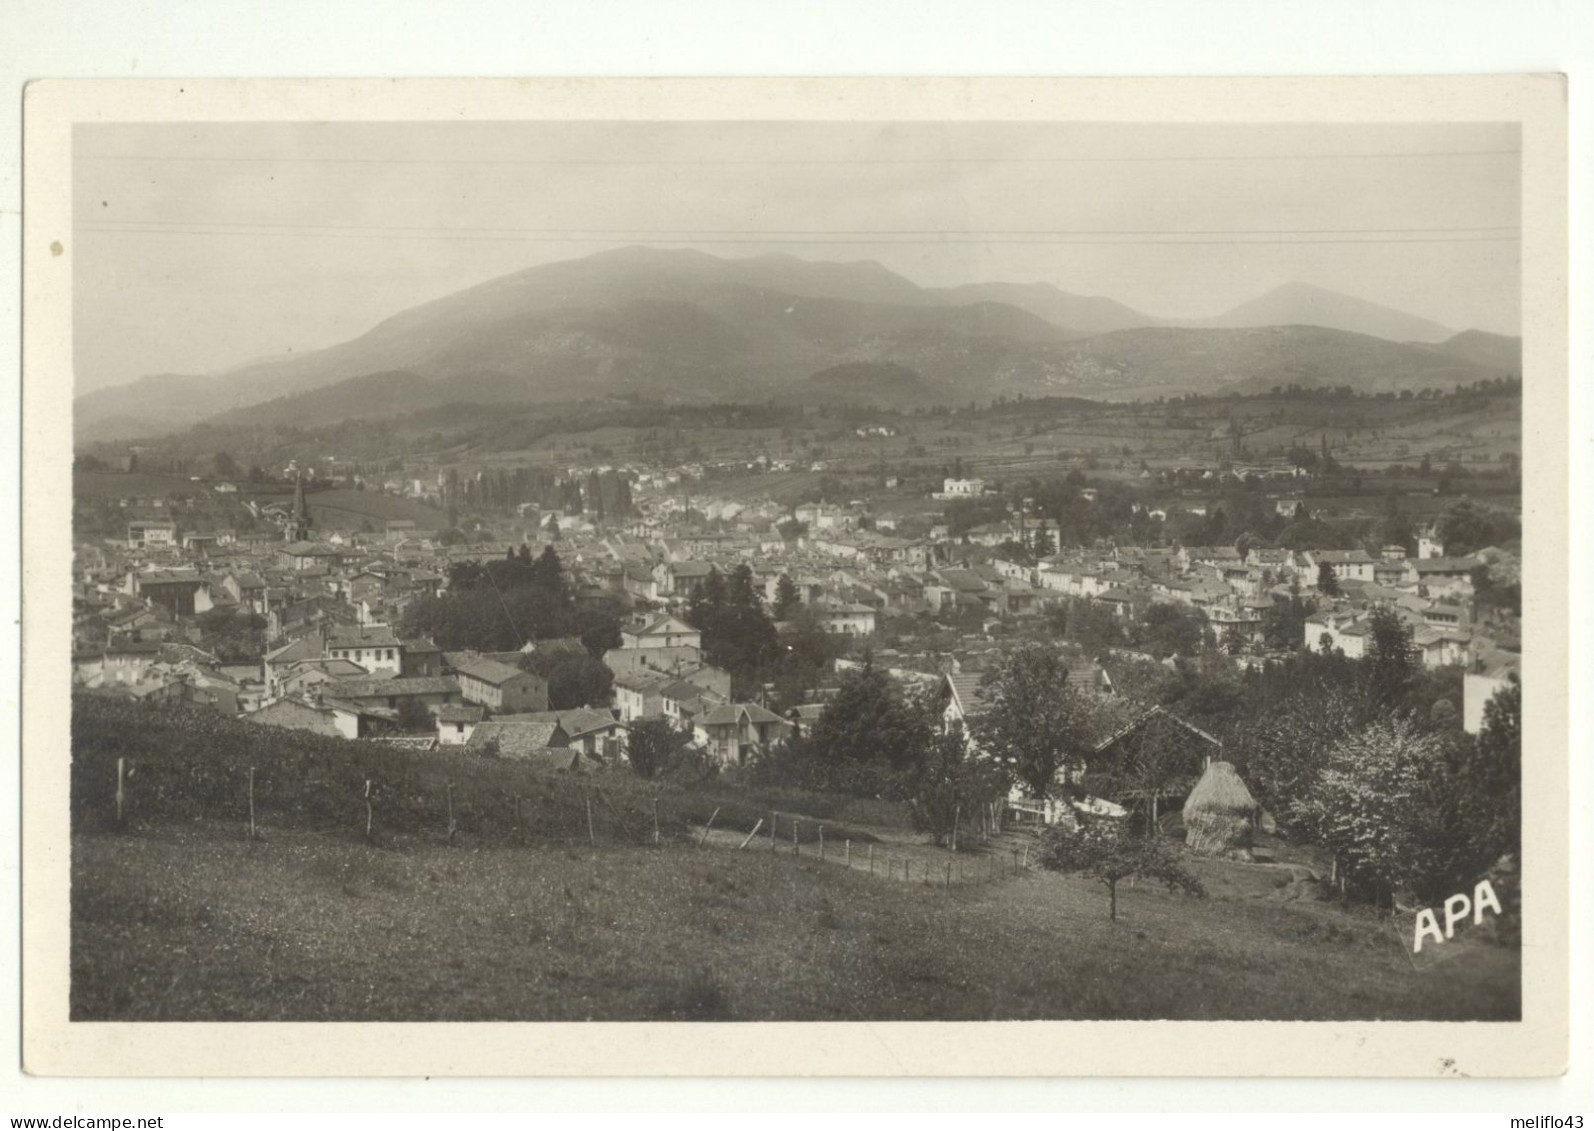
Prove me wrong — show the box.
[285,473,312,542]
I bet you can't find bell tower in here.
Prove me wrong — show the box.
[284,473,312,542]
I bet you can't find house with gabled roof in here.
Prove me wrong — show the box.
[244,695,344,738]
[448,653,548,714]
[326,624,404,676]
[620,614,701,650]
[320,675,463,720]
[464,720,576,767]
[695,702,794,766]
[494,708,626,761]
[436,703,488,746]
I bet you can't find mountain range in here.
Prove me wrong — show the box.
[74,246,1519,442]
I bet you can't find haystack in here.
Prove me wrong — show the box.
[1181,760,1260,858]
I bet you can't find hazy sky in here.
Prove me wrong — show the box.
[72,121,1521,394]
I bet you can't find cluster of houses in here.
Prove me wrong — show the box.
[74,462,1523,796]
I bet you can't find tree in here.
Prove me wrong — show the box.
[1316,561,1341,596]
[521,651,614,710]
[1363,606,1419,711]
[972,644,1098,802]
[907,728,1009,847]
[807,658,932,778]
[772,573,800,620]
[1135,603,1206,660]
[626,717,690,779]
[394,696,434,734]
[1296,716,1485,904]
[1447,679,1522,880]
[529,544,566,601]
[685,566,778,697]
[1039,815,1205,921]
[1230,684,1367,840]
[212,451,241,480]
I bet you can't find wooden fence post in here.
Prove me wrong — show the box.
[951,803,960,853]
[945,861,952,888]
[585,791,596,847]
[818,826,825,861]
[445,781,457,844]
[770,812,777,852]
[845,840,851,868]
[738,819,764,849]
[792,819,800,856]
[364,779,373,841]
[653,796,661,845]
[247,765,256,841]
[115,757,125,825]
[697,807,720,848]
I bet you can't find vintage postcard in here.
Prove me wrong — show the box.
[20,76,1569,1076]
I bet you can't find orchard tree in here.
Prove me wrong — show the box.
[1039,815,1205,922]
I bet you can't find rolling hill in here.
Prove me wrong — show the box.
[1428,329,1522,375]
[1024,325,1498,399]
[772,362,960,408]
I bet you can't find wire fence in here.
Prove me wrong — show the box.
[698,808,1041,888]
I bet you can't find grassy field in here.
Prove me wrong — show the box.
[296,488,447,531]
[74,470,210,499]
[70,821,1519,1022]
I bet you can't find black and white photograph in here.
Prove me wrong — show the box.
[19,77,1570,1078]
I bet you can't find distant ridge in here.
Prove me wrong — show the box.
[75,248,1507,443]
[1180,281,1455,344]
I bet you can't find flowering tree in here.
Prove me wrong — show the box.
[1296,716,1460,904]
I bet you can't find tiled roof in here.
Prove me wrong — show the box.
[945,672,989,716]
[437,704,488,724]
[449,655,526,686]
[494,707,617,737]
[325,675,460,699]
[466,721,573,762]
[327,624,402,649]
